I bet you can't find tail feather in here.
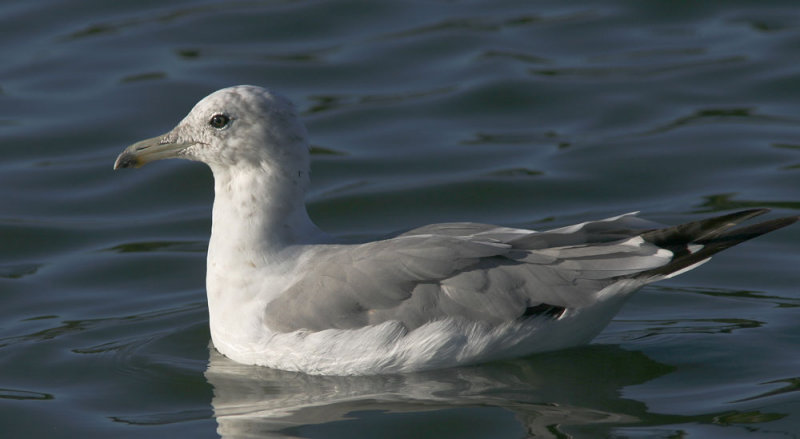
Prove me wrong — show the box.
[635,210,798,279]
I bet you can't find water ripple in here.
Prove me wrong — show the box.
[0,388,54,401]
[735,377,800,403]
[0,262,42,279]
[304,86,457,115]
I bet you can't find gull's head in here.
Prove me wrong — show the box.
[114,85,309,178]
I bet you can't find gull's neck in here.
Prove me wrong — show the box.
[207,164,325,265]
[205,163,326,349]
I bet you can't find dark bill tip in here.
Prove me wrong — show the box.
[113,151,139,170]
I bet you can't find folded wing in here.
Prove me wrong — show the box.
[264,209,797,332]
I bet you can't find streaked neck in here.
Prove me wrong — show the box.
[207,164,324,262]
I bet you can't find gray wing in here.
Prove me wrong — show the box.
[264,209,796,332]
[264,213,667,332]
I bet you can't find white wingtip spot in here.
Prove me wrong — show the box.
[655,248,673,258]
[688,244,704,254]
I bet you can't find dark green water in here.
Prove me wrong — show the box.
[2,1,799,437]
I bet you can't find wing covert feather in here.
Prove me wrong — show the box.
[264,216,669,332]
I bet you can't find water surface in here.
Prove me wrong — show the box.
[1,1,799,437]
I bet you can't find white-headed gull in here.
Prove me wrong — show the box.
[114,85,797,375]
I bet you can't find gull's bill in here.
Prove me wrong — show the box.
[113,134,194,169]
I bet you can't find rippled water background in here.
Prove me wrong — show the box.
[2,1,800,437]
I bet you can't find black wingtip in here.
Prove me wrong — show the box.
[636,210,797,279]
[641,208,771,246]
[723,214,799,242]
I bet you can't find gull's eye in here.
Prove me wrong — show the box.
[209,114,230,129]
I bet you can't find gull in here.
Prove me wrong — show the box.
[114,85,797,375]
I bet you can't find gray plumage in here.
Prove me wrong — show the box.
[264,209,797,333]
[115,85,798,374]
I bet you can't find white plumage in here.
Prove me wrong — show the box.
[114,85,797,375]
